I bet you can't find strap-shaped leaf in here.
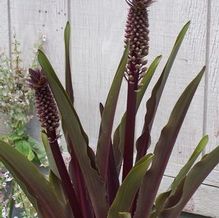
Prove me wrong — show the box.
[64,22,89,145]
[64,23,94,215]
[41,132,68,204]
[136,55,162,107]
[96,46,128,181]
[68,139,94,218]
[0,141,70,218]
[64,21,74,103]
[150,191,171,218]
[113,55,161,173]
[38,51,108,218]
[134,67,205,218]
[41,131,59,178]
[151,135,208,217]
[171,135,208,191]
[107,154,153,218]
[135,21,190,162]
[161,146,219,218]
[99,102,120,204]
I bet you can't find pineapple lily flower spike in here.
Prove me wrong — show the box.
[28,69,83,218]
[123,0,154,179]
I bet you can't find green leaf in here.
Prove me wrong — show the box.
[64,22,92,174]
[107,154,153,218]
[150,191,172,218]
[61,32,90,145]
[113,55,161,173]
[136,55,162,107]
[98,102,120,204]
[171,135,208,191]
[64,21,74,103]
[135,21,191,162]
[134,67,205,218]
[0,141,70,218]
[96,46,128,180]
[15,140,35,161]
[8,133,23,142]
[45,26,89,145]
[161,146,219,218]
[41,131,60,178]
[151,136,208,217]
[119,212,132,218]
[28,137,47,165]
[41,130,69,207]
[38,50,108,218]
[49,171,68,205]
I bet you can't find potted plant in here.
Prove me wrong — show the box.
[0,1,218,217]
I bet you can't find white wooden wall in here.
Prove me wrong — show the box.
[0,0,219,217]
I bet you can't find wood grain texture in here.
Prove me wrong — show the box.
[0,0,10,135]
[70,0,128,146]
[9,0,68,84]
[0,0,10,54]
[160,176,219,217]
[205,0,219,182]
[0,0,218,216]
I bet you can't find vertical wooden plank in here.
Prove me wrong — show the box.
[9,0,68,84]
[70,0,128,146]
[204,0,219,185]
[0,0,10,53]
[0,0,10,134]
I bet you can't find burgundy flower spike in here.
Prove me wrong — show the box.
[122,0,154,180]
[124,0,153,83]
[28,68,59,132]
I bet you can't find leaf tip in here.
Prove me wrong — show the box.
[157,55,162,61]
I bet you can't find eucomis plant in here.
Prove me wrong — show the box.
[0,1,218,218]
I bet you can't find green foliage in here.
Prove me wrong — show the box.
[0,37,46,218]
[0,136,45,218]
[0,141,70,218]
[107,154,153,218]
[0,52,32,132]
[0,16,219,218]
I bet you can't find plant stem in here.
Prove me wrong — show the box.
[8,181,15,218]
[122,74,138,180]
[18,185,28,216]
[47,130,83,218]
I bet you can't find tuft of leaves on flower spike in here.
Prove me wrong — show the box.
[28,69,60,132]
[124,0,154,82]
